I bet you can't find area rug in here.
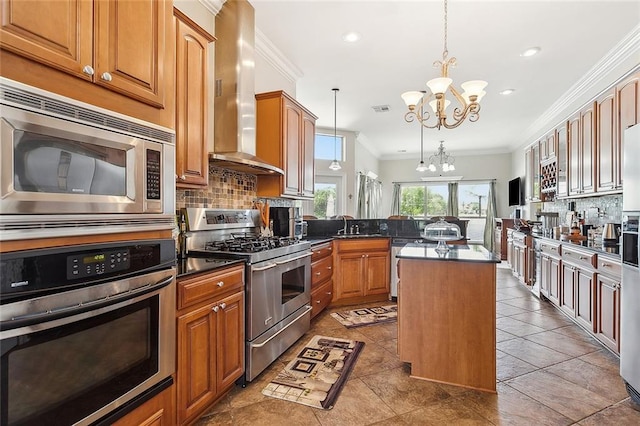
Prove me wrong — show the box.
[261,335,364,409]
[330,305,398,328]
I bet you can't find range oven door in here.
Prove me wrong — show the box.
[247,251,312,341]
[0,264,175,426]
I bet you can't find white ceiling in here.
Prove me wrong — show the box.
[250,0,640,159]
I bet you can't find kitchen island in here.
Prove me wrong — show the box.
[396,243,500,393]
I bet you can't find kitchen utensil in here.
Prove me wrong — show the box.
[601,223,621,242]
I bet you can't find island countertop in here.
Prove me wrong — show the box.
[396,243,500,263]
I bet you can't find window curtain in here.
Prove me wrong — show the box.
[446,182,459,217]
[356,173,383,218]
[483,180,497,251]
[390,183,401,216]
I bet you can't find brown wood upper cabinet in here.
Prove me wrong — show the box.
[568,103,596,196]
[616,72,640,189]
[174,9,215,187]
[0,0,174,128]
[256,91,318,199]
[596,88,617,193]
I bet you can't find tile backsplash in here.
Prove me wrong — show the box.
[175,165,299,211]
[539,194,622,226]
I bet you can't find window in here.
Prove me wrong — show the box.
[315,133,343,161]
[313,175,343,219]
[398,181,492,242]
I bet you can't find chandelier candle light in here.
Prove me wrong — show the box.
[329,88,341,171]
[401,0,487,130]
[416,91,428,172]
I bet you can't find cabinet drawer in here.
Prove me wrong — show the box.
[597,257,621,278]
[312,255,333,288]
[539,240,561,258]
[311,242,333,262]
[177,264,244,310]
[562,246,596,269]
[512,232,528,245]
[310,279,333,319]
[335,238,390,253]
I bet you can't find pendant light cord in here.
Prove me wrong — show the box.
[333,88,339,161]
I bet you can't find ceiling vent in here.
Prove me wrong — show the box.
[372,105,391,113]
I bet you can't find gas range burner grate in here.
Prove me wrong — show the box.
[204,234,300,253]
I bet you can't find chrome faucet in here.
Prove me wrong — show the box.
[337,215,348,235]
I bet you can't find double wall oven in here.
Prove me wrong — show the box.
[0,78,177,425]
[183,208,312,382]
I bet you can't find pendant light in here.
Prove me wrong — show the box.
[329,88,341,171]
[416,91,428,172]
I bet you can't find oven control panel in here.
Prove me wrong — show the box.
[67,249,131,279]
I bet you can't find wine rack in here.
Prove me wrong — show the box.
[540,160,557,194]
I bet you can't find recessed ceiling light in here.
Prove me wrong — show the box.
[342,32,361,43]
[520,47,541,57]
[499,89,515,95]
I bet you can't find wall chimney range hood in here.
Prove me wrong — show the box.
[211,0,283,175]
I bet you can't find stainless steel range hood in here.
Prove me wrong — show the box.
[212,0,283,176]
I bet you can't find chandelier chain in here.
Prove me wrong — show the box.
[443,0,448,58]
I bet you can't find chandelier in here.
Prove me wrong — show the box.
[329,88,341,171]
[401,0,487,130]
[428,141,455,172]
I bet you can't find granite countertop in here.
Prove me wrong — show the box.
[397,243,500,263]
[176,256,245,278]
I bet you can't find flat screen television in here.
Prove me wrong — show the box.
[508,177,523,206]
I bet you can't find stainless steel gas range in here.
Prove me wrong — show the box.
[182,208,312,382]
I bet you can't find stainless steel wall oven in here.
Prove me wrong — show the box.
[0,239,176,426]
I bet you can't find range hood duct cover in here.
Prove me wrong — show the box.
[212,0,283,176]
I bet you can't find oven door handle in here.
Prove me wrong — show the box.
[253,262,277,272]
[251,305,312,348]
[275,252,312,265]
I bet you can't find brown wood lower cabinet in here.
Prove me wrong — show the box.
[595,258,622,353]
[176,265,245,425]
[333,238,390,305]
[540,252,561,306]
[112,383,175,426]
[310,242,334,319]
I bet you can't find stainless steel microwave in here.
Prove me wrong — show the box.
[0,78,176,239]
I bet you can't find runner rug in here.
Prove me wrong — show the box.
[330,305,398,328]
[261,335,365,410]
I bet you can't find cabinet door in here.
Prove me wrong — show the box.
[580,104,596,194]
[0,0,93,80]
[549,257,561,306]
[561,264,576,317]
[617,73,640,188]
[575,268,595,330]
[547,131,557,158]
[364,252,390,296]
[94,0,168,108]
[595,274,621,353]
[283,99,302,197]
[532,143,540,200]
[111,383,175,426]
[301,111,316,198]
[524,149,532,201]
[568,114,581,196]
[174,11,214,187]
[216,291,245,390]
[335,254,365,299]
[177,303,216,424]
[540,254,551,297]
[596,89,617,192]
[556,121,569,197]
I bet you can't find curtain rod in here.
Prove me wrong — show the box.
[392,178,496,184]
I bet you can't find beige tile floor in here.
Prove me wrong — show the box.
[197,265,640,425]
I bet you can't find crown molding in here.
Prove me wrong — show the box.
[199,0,225,16]
[255,28,303,85]
[523,24,640,146]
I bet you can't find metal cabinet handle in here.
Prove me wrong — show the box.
[579,256,587,260]
[600,281,618,291]
[601,263,610,268]
[315,272,321,276]
[101,72,113,81]
[217,281,224,287]
[316,300,321,304]
[327,291,332,295]
[212,305,219,312]
[219,302,226,309]
[327,266,332,270]
[180,174,186,180]
[82,65,95,76]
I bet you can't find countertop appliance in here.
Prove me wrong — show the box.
[182,208,312,382]
[621,123,640,405]
[270,206,305,240]
[0,239,176,425]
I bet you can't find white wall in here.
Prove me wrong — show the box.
[254,53,296,96]
[379,152,513,219]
